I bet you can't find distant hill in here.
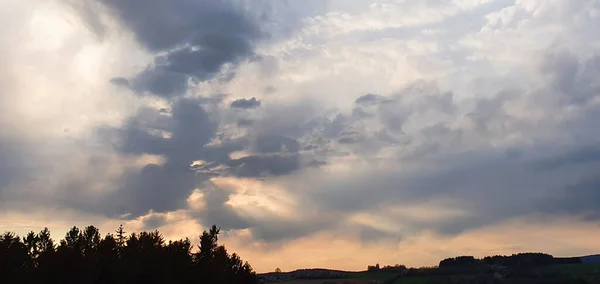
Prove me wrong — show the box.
[259,254,600,283]
[581,254,600,264]
[259,268,350,282]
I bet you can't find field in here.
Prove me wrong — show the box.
[264,272,393,283]
[536,263,600,281]
[346,271,398,281]
[392,276,440,284]
[388,264,600,284]
[273,280,380,284]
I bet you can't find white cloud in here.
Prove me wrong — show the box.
[460,0,600,68]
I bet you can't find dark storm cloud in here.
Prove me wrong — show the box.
[253,135,300,153]
[230,97,262,109]
[98,0,260,52]
[109,97,220,162]
[226,154,301,178]
[129,68,189,98]
[93,97,220,218]
[168,98,219,162]
[92,0,263,97]
[113,107,171,156]
[110,163,198,218]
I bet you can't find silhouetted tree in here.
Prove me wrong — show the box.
[97,233,120,284]
[115,224,126,256]
[0,232,28,282]
[37,227,56,282]
[194,225,257,283]
[23,231,40,268]
[37,227,55,255]
[165,238,193,283]
[0,224,258,284]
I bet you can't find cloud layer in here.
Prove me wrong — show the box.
[1,0,600,272]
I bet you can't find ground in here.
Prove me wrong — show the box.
[273,280,379,284]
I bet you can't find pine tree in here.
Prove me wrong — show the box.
[115,224,126,255]
[23,231,40,268]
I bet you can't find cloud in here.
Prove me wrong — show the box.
[230,97,262,109]
[91,97,314,219]
[64,0,107,39]
[237,119,254,127]
[190,178,335,243]
[142,213,168,231]
[551,177,600,220]
[354,93,393,106]
[3,0,600,271]
[199,48,600,242]
[227,154,301,178]
[129,67,189,98]
[540,51,600,105]
[88,0,264,97]
[89,97,221,218]
[0,139,32,195]
[253,135,300,153]
[355,93,380,105]
[109,77,130,87]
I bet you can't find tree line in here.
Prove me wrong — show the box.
[0,224,258,284]
[439,253,581,268]
[367,263,407,273]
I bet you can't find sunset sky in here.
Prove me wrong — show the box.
[1,0,600,273]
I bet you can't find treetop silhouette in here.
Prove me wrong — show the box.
[0,224,258,284]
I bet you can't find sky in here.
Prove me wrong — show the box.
[1,0,600,273]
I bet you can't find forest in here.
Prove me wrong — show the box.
[0,224,258,284]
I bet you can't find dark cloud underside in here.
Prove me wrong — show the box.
[98,0,263,97]
[230,97,261,109]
